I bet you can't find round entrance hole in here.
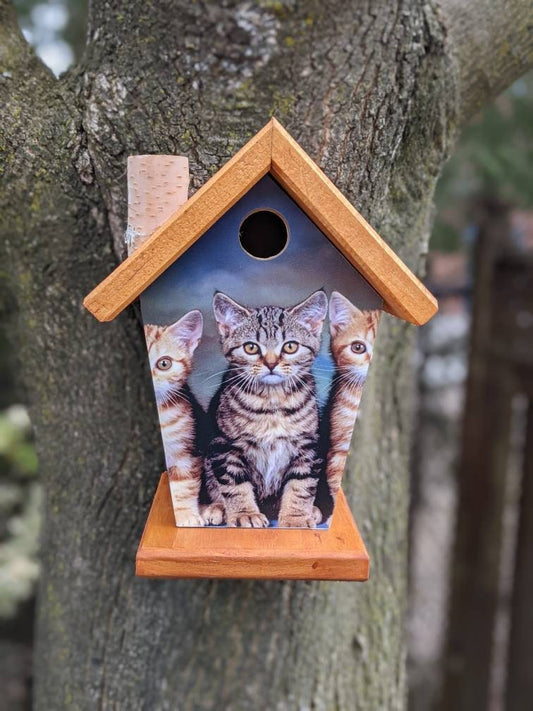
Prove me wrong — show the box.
[239,210,289,260]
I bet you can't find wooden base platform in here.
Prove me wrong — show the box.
[136,473,369,581]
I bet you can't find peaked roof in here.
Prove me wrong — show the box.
[84,119,437,325]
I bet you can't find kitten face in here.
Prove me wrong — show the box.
[144,310,203,406]
[329,291,380,387]
[213,290,327,388]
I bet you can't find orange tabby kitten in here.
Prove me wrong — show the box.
[144,311,209,527]
[323,291,380,513]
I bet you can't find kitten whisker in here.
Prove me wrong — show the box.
[223,374,252,389]
[243,374,257,397]
[160,388,191,408]
[226,371,255,396]
[312,374,332,382]
[289,373,316,399]
[204,366,246,382]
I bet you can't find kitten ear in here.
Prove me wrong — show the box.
[143,324,158,344]
[168,310,203,354]
[329,292,361,336]
[213,293,251,337]
[289,290,328,336]
[369,309,381,331]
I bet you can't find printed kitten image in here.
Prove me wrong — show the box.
[205,290,328,528]
[145,311,223,527]
[318,291,380,521]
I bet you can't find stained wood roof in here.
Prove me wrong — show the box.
[84,119,437,325]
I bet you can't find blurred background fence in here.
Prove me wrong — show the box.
[2,2,533,709]
[409,75,533,711]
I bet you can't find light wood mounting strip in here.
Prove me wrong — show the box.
[126,155,189,256]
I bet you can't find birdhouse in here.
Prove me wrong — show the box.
[84,119,437,581]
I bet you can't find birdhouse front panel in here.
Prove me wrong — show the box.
[140,175,382,528]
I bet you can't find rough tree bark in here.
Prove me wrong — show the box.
[0,1,531,709]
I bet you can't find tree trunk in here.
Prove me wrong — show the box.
[0,1,531,708]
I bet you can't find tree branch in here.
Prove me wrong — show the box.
[0,0,55,125]
[440,0,533,123]
[0,0,31,70]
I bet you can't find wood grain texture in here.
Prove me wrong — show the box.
[270,119,438,325]
[136,473,369,581]
[83,121,273,321]
[83,118,437,326]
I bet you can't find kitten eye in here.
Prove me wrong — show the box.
[351,341,367,354]
[243,342,259,355]
[156,357,172,370]
[282,341,299,354]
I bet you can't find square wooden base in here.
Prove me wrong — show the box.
[136,473,370,581]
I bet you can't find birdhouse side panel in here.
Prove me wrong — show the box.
[140,175,382,529]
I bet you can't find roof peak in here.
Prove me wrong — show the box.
[84,119,437,325]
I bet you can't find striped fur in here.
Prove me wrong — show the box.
[145,311,223,527]
[205,291,328,528]
[318,292,380,521]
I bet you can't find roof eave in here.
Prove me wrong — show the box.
[269,120,438,325]
[83,118,437,325]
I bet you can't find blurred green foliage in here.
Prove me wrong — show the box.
[433,71,533,251]
[0,409,38,478]
[0,407,40,619]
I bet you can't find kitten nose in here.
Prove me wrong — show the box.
[264,354,278,371]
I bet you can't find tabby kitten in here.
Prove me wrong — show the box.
[145,310,222,527]
[205,290,328,528]
[319,291,380,519]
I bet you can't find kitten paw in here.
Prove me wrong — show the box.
[174,510,204,527]
[278,514,317,529]
[227,511,269,528]
[312,506,324,526]
[201,503,225,526]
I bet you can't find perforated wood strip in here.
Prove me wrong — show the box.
[126,155,189,256]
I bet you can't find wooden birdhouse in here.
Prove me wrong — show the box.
[84,119,437,581]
